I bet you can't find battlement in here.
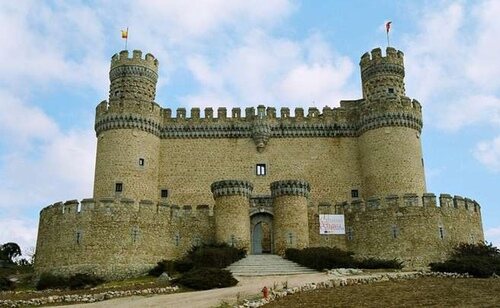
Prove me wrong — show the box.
[39,197,212,219]
[211,180,254,198]
[270,180,311,198]
[360,47,404,69]
[110,50,159,72]
[338,193,481,214]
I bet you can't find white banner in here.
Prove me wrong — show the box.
[319,214,345,234]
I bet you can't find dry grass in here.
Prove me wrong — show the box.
[264,277,500,307]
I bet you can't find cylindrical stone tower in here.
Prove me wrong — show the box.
[93,50,162,201]
[358,47,426,198]
[211,180,253,251]
[271,180,310,255]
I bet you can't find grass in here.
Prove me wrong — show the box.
[264,277,500,307]
[0,275,176,301]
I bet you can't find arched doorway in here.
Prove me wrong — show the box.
[251,213,273,254]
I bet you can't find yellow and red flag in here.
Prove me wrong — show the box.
[121,29,128,39]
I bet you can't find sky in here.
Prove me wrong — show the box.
[0,0,499,256]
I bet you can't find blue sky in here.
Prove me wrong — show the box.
[0,0,499,255]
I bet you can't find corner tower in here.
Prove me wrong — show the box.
[93,50,162,201]
[358,47,426,198]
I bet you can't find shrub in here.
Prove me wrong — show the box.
[36,273,68,290]
[0,276,15,291]
[37,273,104,290]
[68,273,104,290]
[177,267,238,290]
[285,247,403,270]
[285,247,356,270]
[149,260,176,277]
[186,243,246,269]
[174,259,195,273]
[430,242,500,278]
[356,257,403,269]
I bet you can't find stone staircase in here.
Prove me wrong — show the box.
[226,254,317,276]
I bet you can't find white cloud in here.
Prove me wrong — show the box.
[182,31,357,110]
[474,136,500,172]
[0,218,38,258]
[485,226,500,248]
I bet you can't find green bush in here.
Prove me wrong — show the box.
[68,273,104,290]
[174,259,195,273]
[37,273,104,290]
[285,247,356,270]
[285,247,403,270]
[36,273,68,290]
[186,243,246,269]
[177,267,238,290]
[0,276,15,291]
[430,242,500,278]
[356,257,403,269]
[149,260,176,277]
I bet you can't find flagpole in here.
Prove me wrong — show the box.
[125,27,128,50]
[387,31,390,47]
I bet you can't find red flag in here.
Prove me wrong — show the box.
[386,21,392,33]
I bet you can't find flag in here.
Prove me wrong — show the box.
[386,21,392,33]
[121,29,128,39]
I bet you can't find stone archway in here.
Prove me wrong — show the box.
[250,213,273,254]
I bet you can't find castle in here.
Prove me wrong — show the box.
[35,47,484,279]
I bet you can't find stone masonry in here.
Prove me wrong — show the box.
[35,47,484,279]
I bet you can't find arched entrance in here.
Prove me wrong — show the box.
[250,213,273,254]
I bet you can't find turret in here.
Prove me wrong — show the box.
[271,180,310,255]
[92,50,161,202]
[360,47,405,100]
[211,180,253,251]
[357,47,426,198]
[109,50,159,103]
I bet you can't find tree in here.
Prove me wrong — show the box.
[0,242,22,263]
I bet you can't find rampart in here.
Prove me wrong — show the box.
[35,198,214,279]
[328,193,483,267]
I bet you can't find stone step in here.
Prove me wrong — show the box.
[226,254,317,276]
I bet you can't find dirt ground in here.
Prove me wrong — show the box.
[264,277,500,308]
[67,273,331,308]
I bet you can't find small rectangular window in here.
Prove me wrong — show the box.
[256,164,266,176]
[351,189,359,198]
[139,158,145,166]
[439,226,444,239]
[391,225,398,239]
[76,231,82,244]
[161,189,169,198]
[388,88,395,93]
[115,182,123,192]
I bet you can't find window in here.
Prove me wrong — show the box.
[139,158,145,166]
[76,231,82,244]
[230,234,236,247]
[115,182,123,193]
[351,189,359,198]
[391,225,398,239]
[256,164,266,176]
[388,88,395,94]
[439,226,444,240]
[161,189,169,198]
[132,227,140,243]
[347,227,354,241]
[175,234,180,246]
[287,232,294,245]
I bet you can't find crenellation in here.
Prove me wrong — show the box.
[205,107,214,119]
[453,195,465,209]
[176,108,186,119]
[245,107,254,119]
[422,193,437,207]
[280,107,290,118]
[217,107,227,119]
[295,107,304,119]
[232,107,241,118]
[267,107,276,119]
[191,108,200,119]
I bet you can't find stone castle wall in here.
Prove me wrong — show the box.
[340,193,483,267]
[35,198,214,280]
